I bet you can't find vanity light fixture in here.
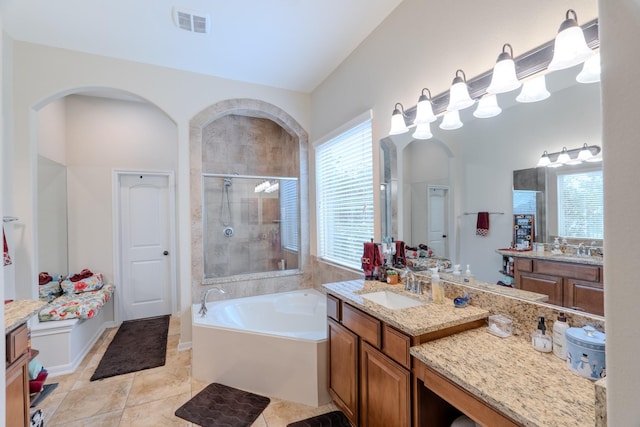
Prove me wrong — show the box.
[536,151,551,167]
[473,94,502,119]
[486,44,521,94]
[548,9,594,71]
[265,182,280,193]
[536,144,601,167]
[412,122,433,140]
[577,143,594,161]
[389,102,409,135]
[446,70,475,112]
[414,88,437,124]
[576,52,601,84]
[439,110,463,130]
[254,180,271,193]
[516,75,551,103]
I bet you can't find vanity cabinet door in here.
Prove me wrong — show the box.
[360,341,410,427]
[564,279,604,316]
[517,272,563,306]
[328,318,359,425]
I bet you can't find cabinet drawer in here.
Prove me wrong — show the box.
[515,258,532,272]
[327,294,341,321]
[342,303,381,348]
[533,260,600,282]
[382,324,411,369]
[6,323,29,364]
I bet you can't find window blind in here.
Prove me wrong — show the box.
[557,170,603,239]
[316,118,373,269]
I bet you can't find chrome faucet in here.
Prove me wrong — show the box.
[198,287,225,317]
[577,243,585,256]
[405,272,414,292]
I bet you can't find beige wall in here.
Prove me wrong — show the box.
[5,40,310,343]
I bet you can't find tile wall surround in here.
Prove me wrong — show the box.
[190,99,310,303]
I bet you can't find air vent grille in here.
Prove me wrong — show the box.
[173,7,211,34]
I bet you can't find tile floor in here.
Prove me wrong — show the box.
[34,316,338,426]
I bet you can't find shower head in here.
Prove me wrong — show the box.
[223,177,232,187]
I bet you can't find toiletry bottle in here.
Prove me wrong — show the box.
[430,267,444,303]
[463,265,474,285]
[532,317,553,353]
[552,312,569,360]
[553,237,561,253]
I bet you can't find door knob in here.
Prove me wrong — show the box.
[163,251,169,256]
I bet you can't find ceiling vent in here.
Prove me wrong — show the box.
[172,7,211,34]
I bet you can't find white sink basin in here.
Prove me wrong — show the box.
[360,291,424,310]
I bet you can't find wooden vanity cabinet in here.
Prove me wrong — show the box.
[513,257,604,315]
[6,323,31,427]
[327,295,411,427]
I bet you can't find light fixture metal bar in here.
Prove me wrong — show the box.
[546,144,600,163]
[403,19,599,121]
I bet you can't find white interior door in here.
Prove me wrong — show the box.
[119,173,173,320]
[427,187,449,257]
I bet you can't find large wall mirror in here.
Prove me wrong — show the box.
[382,64,602,311]
[37,156,69,274]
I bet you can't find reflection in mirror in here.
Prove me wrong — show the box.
[379,139,396,239]
[384,66,602,307]
[203,174,299,279]
[514,162,603,244]
[37,156,69,274]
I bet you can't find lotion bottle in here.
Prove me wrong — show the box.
[552,312,569,360]
[430,267,444,303]
[463,265,474,285]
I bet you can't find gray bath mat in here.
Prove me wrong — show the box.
[286,410,352,427]
[175,383,270,427]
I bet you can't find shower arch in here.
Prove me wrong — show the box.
[189,98,309,301]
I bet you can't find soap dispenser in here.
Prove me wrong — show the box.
[532,317,553,353]
[430,267,444,303]
[463,265,474,285]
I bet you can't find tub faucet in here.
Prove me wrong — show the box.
[199,287,225,317]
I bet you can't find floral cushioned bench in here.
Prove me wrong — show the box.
[38,272,115,322]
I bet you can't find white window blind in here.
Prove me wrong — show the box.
[316,117,374,269]
[557,169,603,239]
[280,179,299,252]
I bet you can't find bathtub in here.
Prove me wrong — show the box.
[191,288,331,407]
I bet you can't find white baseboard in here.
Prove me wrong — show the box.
[177,341,192,351]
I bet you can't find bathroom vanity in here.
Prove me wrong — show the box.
[5,299,47,427]
[497,249,604,316]
[324,279,604,427]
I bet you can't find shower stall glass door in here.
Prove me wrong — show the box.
[202,174,299,279]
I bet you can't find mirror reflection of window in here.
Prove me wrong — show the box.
[557,169,603,239]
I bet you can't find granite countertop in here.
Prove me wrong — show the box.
[5,299,47,334]
[411,328,597,427]
[496,249,603,266]
[323,279,489,337]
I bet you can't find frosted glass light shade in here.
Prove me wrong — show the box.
[389,104,409,135]
[537,151,551,167]
[516,75,550,103]
[446,70,475,111]
[578,144,594,161]
[414,98,436,124]
[576,52,601,84]
[487,45,521,94]
[473,95,502,119]
[548,10,594,71]
[440,110,463,130]
[412,123,433,140]
[557,147,571,164]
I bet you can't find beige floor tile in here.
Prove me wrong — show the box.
[48,410,123,427]
[48,376,134,425]
[251,414,268,427]
[126,365,191,407]
[190,378,208,396]
[44,371,81,393]
[34,390,68,425]
[120,392,192,427]
[165,348,191,367]
[72,368,137,391]
[168,315,181,336]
